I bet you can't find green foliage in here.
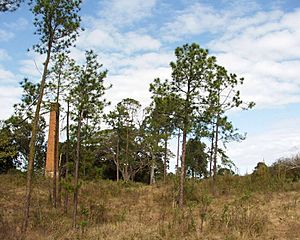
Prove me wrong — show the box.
[11,79,47,170]
[46,53,77,105]
[170,43,215,130]
[0,82,46,173]
[271,155,300,181]
[0,122,17,173]
[30,0,82,54]
[13,78,43,120]
[106,98,151,181]
[70,50,110,124]
[0,0,24,11]
[186,138,208,178]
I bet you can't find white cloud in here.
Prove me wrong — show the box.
[0,17,29,42]
[76,0,160,54]
[0,29,14,42]
[206,8,300,108]
[228,118,300,174]
[122,32,161,53]
[0,64,16,84]
[98,0,157,27]
[77,24,161,54]
[18,53,45,79]
[3,17,29,31]
[0,49,10,61]
[121,52,173,69]
[106,66,171,108]
[0,86,22,120]
[161,3,227,41]
[76,25,118,50]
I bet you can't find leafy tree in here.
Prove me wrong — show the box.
[0,0,24,11]
[271,155,300,181]
[46,53,78,208]
[203,64,254,191]
[106,98,144,182]
[4,116,46,171]
[141,106,164,184]
[7,79,47,172]
[185,138,208,178]
[69,50,109,228]
[22,0,81,234]
[14,78,40,120]
[217,167,235,176]
[169,43,215,207]
[149,78,179,182]
[0,121,18,173]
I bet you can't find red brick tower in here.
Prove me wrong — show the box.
[45,103,59,177]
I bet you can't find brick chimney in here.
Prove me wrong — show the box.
[45,103,59,177]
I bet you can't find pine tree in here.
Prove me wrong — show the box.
[69,50,110,228]
[22,0,81,234]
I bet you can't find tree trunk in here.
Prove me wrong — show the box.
[21,41,52,234]
[212,120,219,195]
[64,100,70,213]
[209,125,215,177]
[125,127,129,182]
[53,103,59,208]
[55,76,61,207]
[164,138,168,182]
[57,153,62,207]
[116,136,119,182]
[176,129,180,174]
[179,127,187,208]
[73,110,83,228]
[149,151,155,184]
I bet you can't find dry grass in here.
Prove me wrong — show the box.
[0,173,299,240]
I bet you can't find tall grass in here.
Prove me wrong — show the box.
[0,171,299,239]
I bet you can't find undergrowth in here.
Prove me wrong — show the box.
[0,172,299,239]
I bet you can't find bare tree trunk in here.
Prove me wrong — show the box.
[179,127,187,208]
[73,111,83,228]
[57,152,62,207]
[209,125,215,177]
[149,151,155,184]
[116,136,120,182]
[21,41,52,235]
[125,127,129,182]
[53,103,59,208]
[164,138,168,182]
[213,120,219,195]
[55,76,61,207]
[176,129,180,174]
[64,100,70,213]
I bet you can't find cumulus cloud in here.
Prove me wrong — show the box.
[77,27,161,54]
[209,9,300,108]
[106,64,171,109]
[98,0,157,27]
[161,3,227,41]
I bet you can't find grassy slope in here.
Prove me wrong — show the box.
[0,173,299,240]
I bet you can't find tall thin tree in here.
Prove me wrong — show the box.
[70,50,110,228]
[22,0,81,234]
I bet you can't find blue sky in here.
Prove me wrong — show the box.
[1,0,300,174]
